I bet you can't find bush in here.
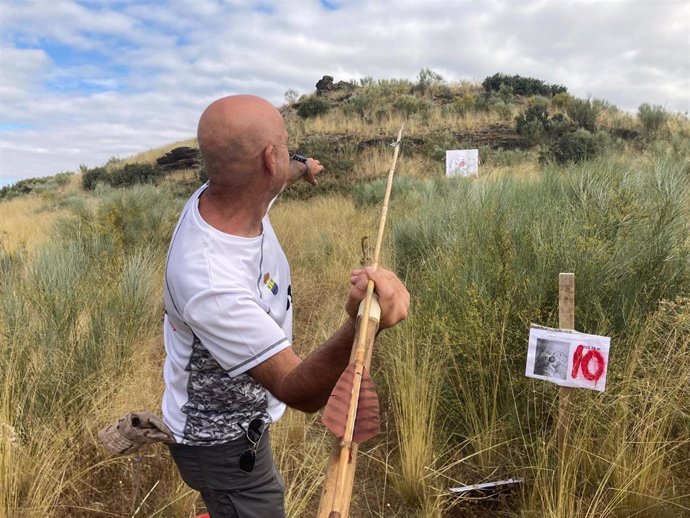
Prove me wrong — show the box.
[342,91,379,120]
[491,100,514,120]
[284,89,299,105]
[566,97,601,132]
[82,163,165,190]
[82,166,109,190]
[638,103,668,137]
[549,128,608,163]
[0,176,51,200]
[297,96,330,118]
[516,104,550,145]
[423,130,457,162]
[482,73,567,98]
[108,163,164,188]
[552,92,573,110]
[453,93,476,116]
[392,95,431,117]
[414,68,445,95]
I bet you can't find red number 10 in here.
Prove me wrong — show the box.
[571,344,605,382]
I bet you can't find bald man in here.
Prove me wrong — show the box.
[162,95,409,518]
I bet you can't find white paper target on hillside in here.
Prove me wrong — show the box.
[525,325,611,392]
[446,149,479,177]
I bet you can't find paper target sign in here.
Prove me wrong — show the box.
[525,325,611,392]
[445,149,479,177]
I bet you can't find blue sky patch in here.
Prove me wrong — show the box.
[255,2,275,14]
[0,177,20,188]
[0,123,31,132]
[320,0,342,11]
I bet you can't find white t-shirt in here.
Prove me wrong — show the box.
[162,184,292,445]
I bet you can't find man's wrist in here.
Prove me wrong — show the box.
[291,153,309,177]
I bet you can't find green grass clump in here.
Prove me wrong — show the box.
[352,176,444,209]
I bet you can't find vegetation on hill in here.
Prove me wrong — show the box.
[1,72,689,518]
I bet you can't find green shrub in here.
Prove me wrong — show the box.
[414,68,445,95]
[392,95,431,117]
[551,92,573,110]
[550,128,608,163]
[423,130,457,163]
[491,100,514,120]
[342,91,379,120]
[82,166,109,190]
[81,163,165,190]
[0,173,71,201]
[0,184,175,423]
[54,172,74,186]
[375,78,415,97]
[638,103,669,137]
[108,163,164,188]
[566,97,601,132]
[516,104,549,144]
[297,96,330,118]
[482,73,567,97]
[453,93,476,116]
[544,113,572,139]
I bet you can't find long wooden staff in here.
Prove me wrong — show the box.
[318,125,404,518]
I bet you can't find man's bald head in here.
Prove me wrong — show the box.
[197,95,286,189]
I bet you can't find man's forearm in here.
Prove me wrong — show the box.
[277,320,356,412]
[285,158,308,186]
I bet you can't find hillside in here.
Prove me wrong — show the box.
[4,70,688,203]
[1,72,689,518]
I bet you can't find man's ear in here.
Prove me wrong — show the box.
[263,144,277,176]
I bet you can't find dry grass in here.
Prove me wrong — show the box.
[353,147,436,180]
[271,195,382,354]
[0,195,67,252]
[384,322,446,517]
[292,107,510,141]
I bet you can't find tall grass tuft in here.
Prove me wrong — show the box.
[383,322,444,515]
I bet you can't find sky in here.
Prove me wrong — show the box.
[1,0,688,186]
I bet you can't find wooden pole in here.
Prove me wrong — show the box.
[557,273,575,454]
[316,321,377,518]
[317,125,404,518]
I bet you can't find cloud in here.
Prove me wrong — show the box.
[0,0,688,181]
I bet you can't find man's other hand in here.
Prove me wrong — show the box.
[304,157,323,185]
[346,267,410,329]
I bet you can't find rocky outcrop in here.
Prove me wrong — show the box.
[156,147,200,170]
[315,75,357,95]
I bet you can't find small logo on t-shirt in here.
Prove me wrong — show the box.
[262,272,279,295]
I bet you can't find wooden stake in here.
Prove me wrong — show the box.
[317,125,404,518]
[557,273,575,454]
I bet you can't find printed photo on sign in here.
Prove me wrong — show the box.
[533,338,569,379]
[525,325,611,392]
[445,149,479,177]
